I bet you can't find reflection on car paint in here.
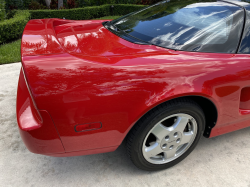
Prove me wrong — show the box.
[17,0,250,156]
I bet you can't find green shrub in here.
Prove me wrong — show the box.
[110,4,145,15]
[5,0,23,10]
[23,0,33,9]
[72,0,138,7]
[94,15,120,19]
[29,0,47,10]
[5,0,45,10]
[6,9,17,19]
[0,10,30,44]
[29,4,145,19]
[0,0,5,21]
[30,5,108,19]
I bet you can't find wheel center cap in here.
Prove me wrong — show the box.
[160,131,182,151]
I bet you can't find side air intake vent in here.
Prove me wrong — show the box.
[240,87,250,110]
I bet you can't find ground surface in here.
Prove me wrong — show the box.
[1,63,250,187]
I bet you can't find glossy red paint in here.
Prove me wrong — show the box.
[17,18,250,156]
[75,122,102,132]
[17,69,64,154]
[17,69,41,131]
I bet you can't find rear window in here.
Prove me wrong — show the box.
[111,1,244,53]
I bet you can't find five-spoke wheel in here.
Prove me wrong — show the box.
[142,114,197,164]
[126,99,205,171]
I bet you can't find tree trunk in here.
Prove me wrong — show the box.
[58,0,63,9]
[44,0,51,8]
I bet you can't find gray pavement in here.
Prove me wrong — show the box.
[0,62,250,187]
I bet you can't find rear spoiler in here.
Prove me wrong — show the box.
[21,19,73,57]
[21,18,112,57]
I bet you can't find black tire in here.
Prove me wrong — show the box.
[126,98,205,171]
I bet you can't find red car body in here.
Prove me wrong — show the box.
[17,16,250,157]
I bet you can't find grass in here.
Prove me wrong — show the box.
[0,39,21,65]
[0,16,120,65]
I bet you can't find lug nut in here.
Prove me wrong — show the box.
[165,135,169,141]
[169,145,174,149]
[162,143,167,149]
[174,132,178,137]
[176,138,181,143]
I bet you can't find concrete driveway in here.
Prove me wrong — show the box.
[0,62,250,187]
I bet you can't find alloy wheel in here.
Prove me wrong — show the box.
[142,113,197,164]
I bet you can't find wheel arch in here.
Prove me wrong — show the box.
[124,95,218,144]
[184,96,218,137]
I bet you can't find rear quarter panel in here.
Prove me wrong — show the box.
[22,50,250,152]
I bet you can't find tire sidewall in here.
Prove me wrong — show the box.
[130,102,205,171]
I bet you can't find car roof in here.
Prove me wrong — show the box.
[219,0,250,7]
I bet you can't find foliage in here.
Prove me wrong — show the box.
[79,0,138,6]
[50,0,58,9]
[0,39,21,64]
[136,0,162,5]
[5,9,17,19]
[77,0,138,6]
[67,0,76,9]
[5,0,47,10]
[29,4,145,19]
[30,5,109,19]
[3,0,166,10]
[0,10,30,44]
[75,0,163,6]
[24,0,32,8]
[94,15,120,19]
[29,0,47,9]
[5,0,23,10]
[0,0,5,21]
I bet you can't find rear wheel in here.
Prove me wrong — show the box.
[126,99,205,171]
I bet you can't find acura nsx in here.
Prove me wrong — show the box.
[17,0,250,171]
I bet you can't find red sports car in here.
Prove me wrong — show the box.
[17,0,250,171]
